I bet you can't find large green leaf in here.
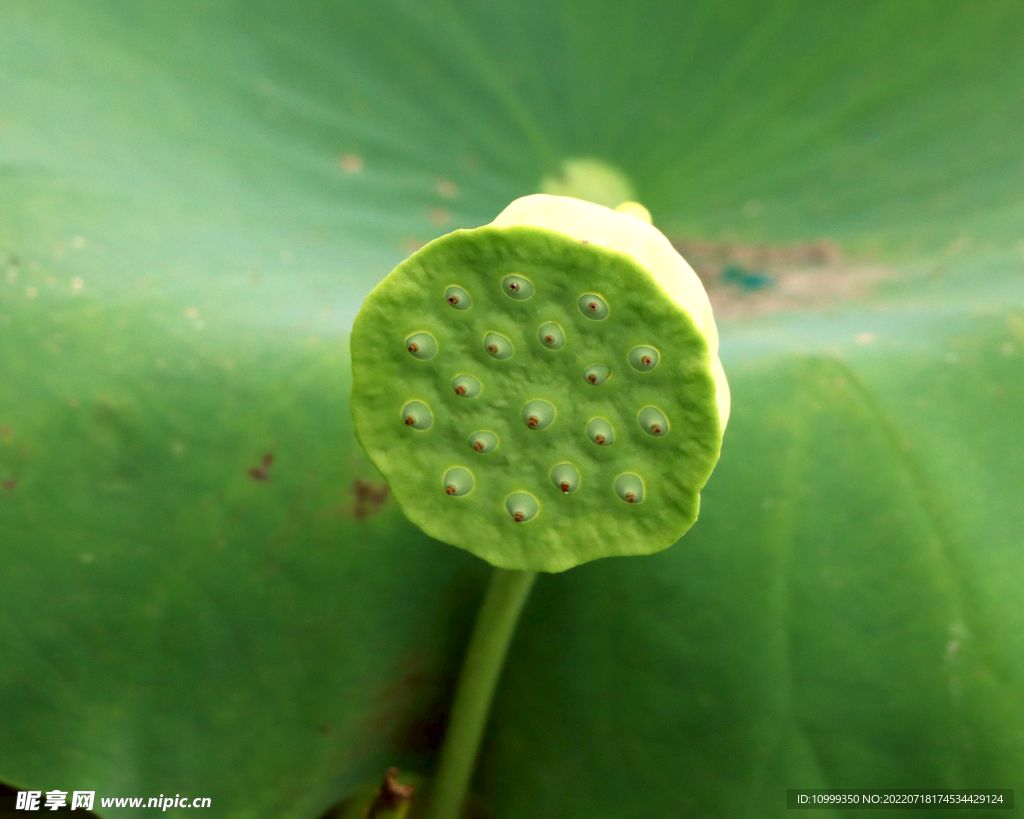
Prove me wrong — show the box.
[2,1,1022,817]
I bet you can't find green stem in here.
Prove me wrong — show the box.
[424,567,536,819]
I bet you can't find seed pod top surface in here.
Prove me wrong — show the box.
[350,194,728,573]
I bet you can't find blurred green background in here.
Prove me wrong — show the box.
[1,1,1022,817]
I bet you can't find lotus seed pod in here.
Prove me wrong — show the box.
[469,431,498,453]
[350,193,729,572]
[442,467,474,497]
[538,322,565,350]
[583,364,611,385]
[405,332,437,360]
[484,332,513,360]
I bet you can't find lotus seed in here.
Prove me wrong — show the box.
[638,406,669,437]
[451,374,482,398]
[484,332,513,360]
[614,473,645,504]
[505,492,539,523]
[586,417,615,446]
[502,275,534,300]
[442,467,474,497]
[578,293,609,320]
[445,285,471,310]
[521,400,555,430]
[549,463,580,494]
[538,322,565,350]
[583,364,610,385]
[629,346,659,371]
[405,332,437,360]
[400,401,432,430]
[468,431,498,453]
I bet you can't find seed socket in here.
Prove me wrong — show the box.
[502,275,534,300]
[629,346,659,371]
[586,418,615,446]
[468,431,498,453]
[442,467,474,497]
[400,401,432,430]
[451,374,482,398]
[638,406,669,437]
[505,492,539,523]
[404,332,437,360]
[521,400,555,430]
[583,364,610,386]
[614,473,645,504]
[549,463,581,494]
[578,293,609,320]
[538,322,565,350]
[445,286,472,310]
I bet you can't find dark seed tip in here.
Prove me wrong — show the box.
[445,485,456,495]
[447,296,458,305]
[513,512,525,522]
[487,345,497,353]
[560,482,570,493]
[527,416,538,428]
[455,386,466,395]
[642,356,652,365]
[473,442,484,451]
[651,424,661,434]
[408,343,418,353]
[404,417,415,426]
[589,302,599,311]
[509,282,519,291]
[596,435,606,444]
[588,374,597,383]
[544,335,554,343]
[626,493,636,503]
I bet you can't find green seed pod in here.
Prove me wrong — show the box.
[586,417,615,446]
[614,473,645,504]
[501,275,534,300]
[538,322,565,350]
[505,492,539,523]
[351,193,729,572]
[468,431,498,453]
[445,285,471,310]
[550,463,581,494]
[629,345,659,371]
[405,332,437,360]
[400,401,432,430]
[451,374,482,398]
[638,406,669,437]
[583,364,610,385]
[484,332,513,360]
[443,467,474,497]
[578,293,609,320]
[521,400,555,430]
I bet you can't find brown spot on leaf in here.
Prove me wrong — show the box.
[2,478,15,490]
[248,452,274,482]
[348,478,390,521]
[367,768,415,819]
[671,237,893,321]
